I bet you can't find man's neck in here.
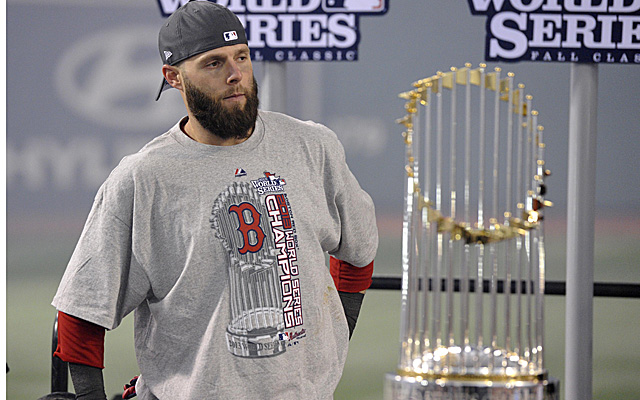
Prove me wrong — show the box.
[181,116,252,146]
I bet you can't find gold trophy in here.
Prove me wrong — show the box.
[385,65,558,399]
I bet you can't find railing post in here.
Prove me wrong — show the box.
[51,314,69,393]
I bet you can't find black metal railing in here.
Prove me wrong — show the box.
[370,275,640,298]
[50,315,69,394]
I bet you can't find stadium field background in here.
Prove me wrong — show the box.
[6,216,639,399]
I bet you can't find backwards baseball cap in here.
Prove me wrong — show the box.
[156,1,248,100]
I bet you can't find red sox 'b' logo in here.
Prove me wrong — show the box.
[228,202,265,254]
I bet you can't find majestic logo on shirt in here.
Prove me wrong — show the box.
[210,180,304,358]
[250,171,286,194]
[279,328,306,342]
[234,168,247,177]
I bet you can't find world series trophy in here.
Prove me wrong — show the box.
[385,64,559,399]
[211,182,287,358]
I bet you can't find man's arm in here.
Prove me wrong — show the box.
[330,257,374,338]
[54,311,108,400]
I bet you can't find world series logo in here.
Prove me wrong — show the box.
[250,171,287,194]
[467,0,640,64]
[157,0,389,62]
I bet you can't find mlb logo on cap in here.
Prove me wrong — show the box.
[224,31,238,41]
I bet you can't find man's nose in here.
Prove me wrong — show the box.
[226,60,243,85]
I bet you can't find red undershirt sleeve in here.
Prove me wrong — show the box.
[54,311,106,369]
[330,256,374,293]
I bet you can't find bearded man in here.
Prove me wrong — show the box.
[50,2,378,399]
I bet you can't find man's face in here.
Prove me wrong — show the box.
[179,44,258,139]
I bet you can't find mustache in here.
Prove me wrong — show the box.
[221,84,253,99]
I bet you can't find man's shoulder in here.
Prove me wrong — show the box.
[108,124,182,181]
[259,110,338,143]
[127,120,185,160]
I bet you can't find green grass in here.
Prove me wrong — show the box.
[6,229,640,399]
[6,277,140,399]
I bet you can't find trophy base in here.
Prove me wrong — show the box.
[384,373,559,400]
[226,328,287,358]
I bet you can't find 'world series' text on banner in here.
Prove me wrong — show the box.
[157,0,389,62]
[467,0,640,64]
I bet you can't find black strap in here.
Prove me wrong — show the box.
[68,363,107,400]
[338,291,365,339]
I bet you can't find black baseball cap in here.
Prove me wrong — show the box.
[156,1,248,100]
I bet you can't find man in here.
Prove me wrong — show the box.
[52,2,377,399]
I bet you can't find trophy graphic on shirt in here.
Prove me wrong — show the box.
[385,65,558,399]
[211,181,287,358]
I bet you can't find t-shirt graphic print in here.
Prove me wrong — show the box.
[210,174,303,358]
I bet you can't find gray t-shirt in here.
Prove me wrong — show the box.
[52,110,378,399]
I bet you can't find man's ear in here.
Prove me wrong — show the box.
[162,65,183,91]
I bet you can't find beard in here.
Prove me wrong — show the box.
[184,76,259,141]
